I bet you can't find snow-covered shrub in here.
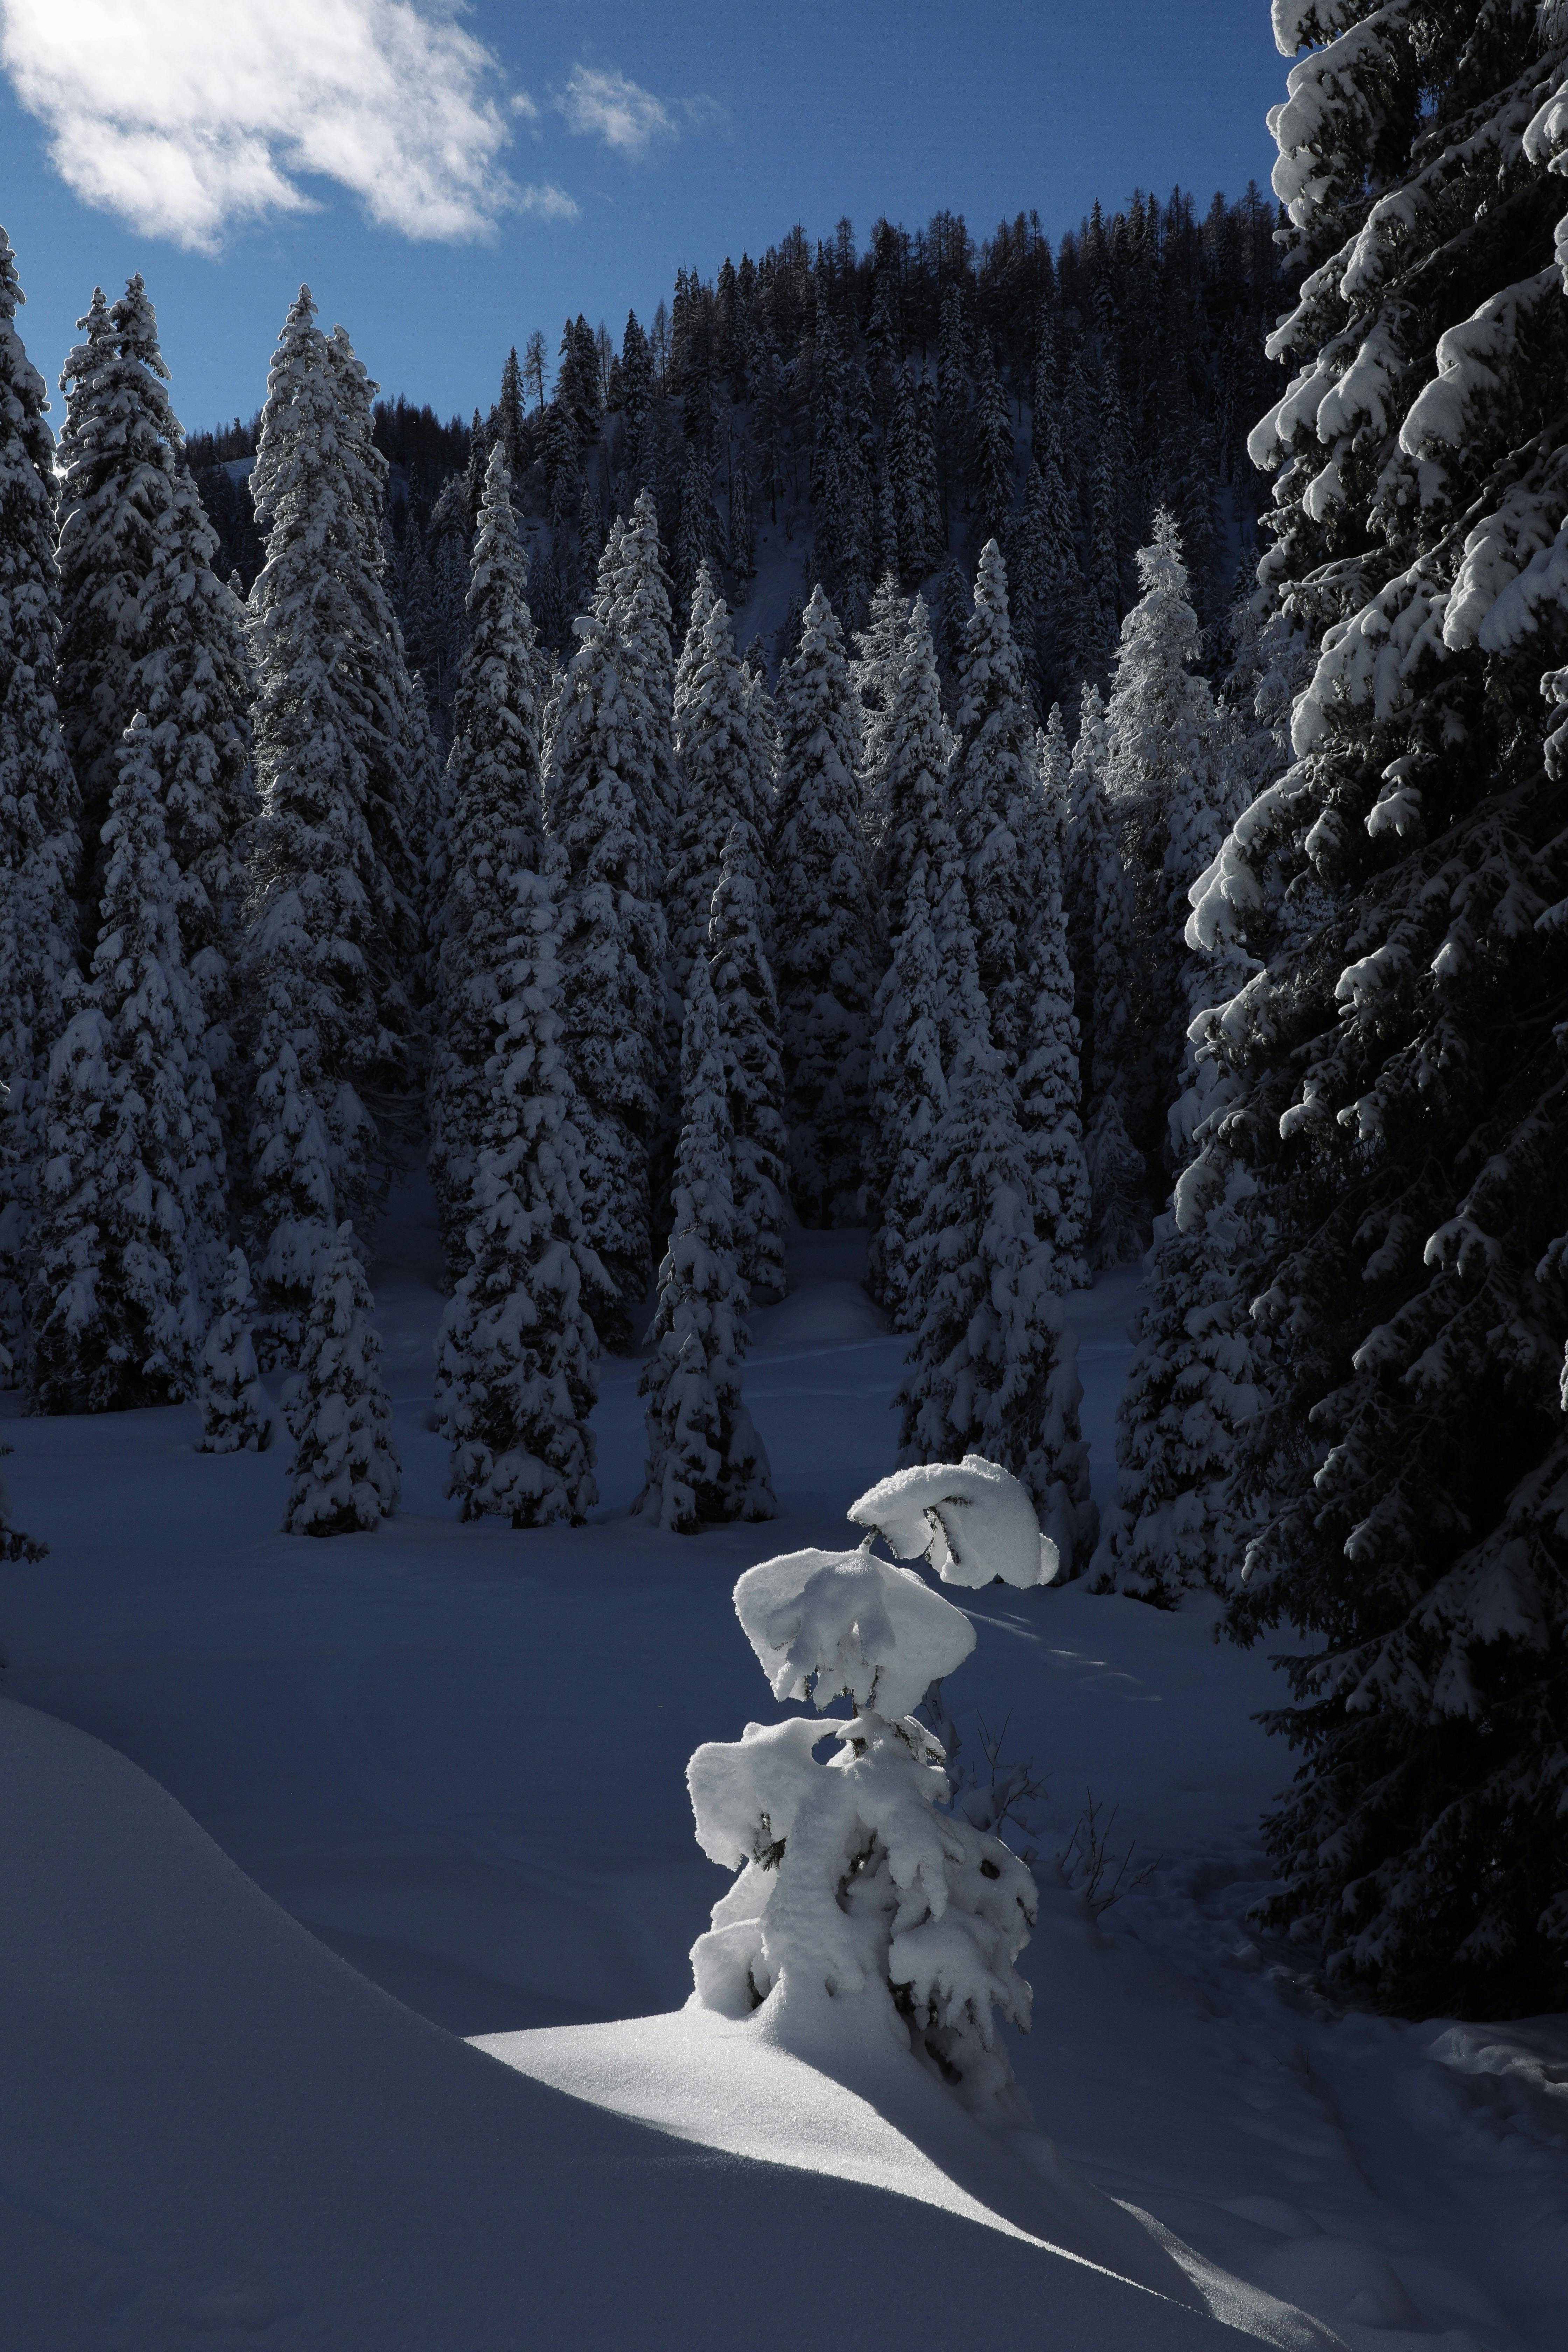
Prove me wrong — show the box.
[196,1248,272,1454]
[685,1461,1044,2123]
[281,1223,399,1537]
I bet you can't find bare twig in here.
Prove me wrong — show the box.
[1058,1790,1158,1914]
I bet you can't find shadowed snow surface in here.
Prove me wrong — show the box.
[1,1169,1563,2348]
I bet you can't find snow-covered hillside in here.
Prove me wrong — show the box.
[1,1175,1563,2350]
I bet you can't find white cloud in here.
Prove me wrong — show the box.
[0,0,576,251]
[555,63,723,161]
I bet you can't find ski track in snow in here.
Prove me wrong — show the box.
[1,1163,1564,2349]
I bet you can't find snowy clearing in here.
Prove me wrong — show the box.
[2,1175,1564,2348]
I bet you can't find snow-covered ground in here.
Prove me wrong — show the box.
[2,1167,1565,2349]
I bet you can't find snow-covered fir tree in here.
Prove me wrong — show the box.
[28,726,222,1412]
[666,586,753,1004]
[53,271,253,982]
[896,911,1095,1572]
[637,956,774,1533]
[1011,395,1080,710]
[674,437,724,614]
[324,322,421,1021]
[428,446,544,1275]
[241,289,404,1349]
[1015,718,1091,1286]
[1184,0,1568,2014]
[687,1470,1044,2119]
[707,818,789,1305]
[969,336,1015,549]
[888,364,944,584]
[850,571,909,854]
[53,280,161,898]
[1077,517,1219,1267]
[1088,613,1309,1604]
[281,1222,400,1535]
[0,226,79,1370]
[866,852,948,1330]
[770,584,880,1224]
[739,643,777,848]
[610,488,678,862]
[871,593,958,947]
[671,559,718,740]
[197,1247,273,1454]
[947,541,1034,1075]
[115,427,255,1136]
[546,534,667,1349]
[436,864,602,1528]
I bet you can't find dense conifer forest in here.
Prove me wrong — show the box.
[4,0,1567,2034]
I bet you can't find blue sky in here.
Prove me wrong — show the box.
[0,1,1288,437]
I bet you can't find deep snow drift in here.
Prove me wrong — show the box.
[1,1172,1564,2349]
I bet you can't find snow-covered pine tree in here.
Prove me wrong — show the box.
[117,427,255,1121]
[55,273,253,961]
[888,364,945,584]
[674,437,724,615]
[970,335,1015,550]
[895,930,1094,1573]
[617,311,654,473]
[428,445,544,1276]
[400,669,443,1004]
[324,322,421,1032]
[708,818,789,1305]
[28,723,222,1411]
[948,540,1034,1075]
[770,585,881,1225]
[1089,604,1299,1602]
[0,226,80,1369]
[866,852,949,1331]
[611,488,678,861]
[932,555,971,714]
[196,1246,273,1453]
[728,447,756,585]
[1009,423,1079,715]
[281,1221,399,1535]
[666,587,752,1004]
[873,594,958,950]
[1079,514,1218,1266]
[671,558,718,739]
[241,289,402,1348]
[637,955,775,1532]
[850,571,909,856]
[546,536,667,1350]
[1180,0,1568,2012]
[1015,721,1091,1286]
[436,863,601,1528]
[1083,762,1147,1272]
[53,281,152,897]
[936,284,970,517]
[1063,680,1109,1074]
[740,646,777,844]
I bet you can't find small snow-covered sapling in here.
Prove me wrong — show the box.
[281,1224,400,1536]
[685,1454,1050,2121]
[197,1248,273,1454]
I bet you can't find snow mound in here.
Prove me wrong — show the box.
[482,2004,1342,2351]
[850,1453,1059,1586]
[0,1695,1287,2350]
